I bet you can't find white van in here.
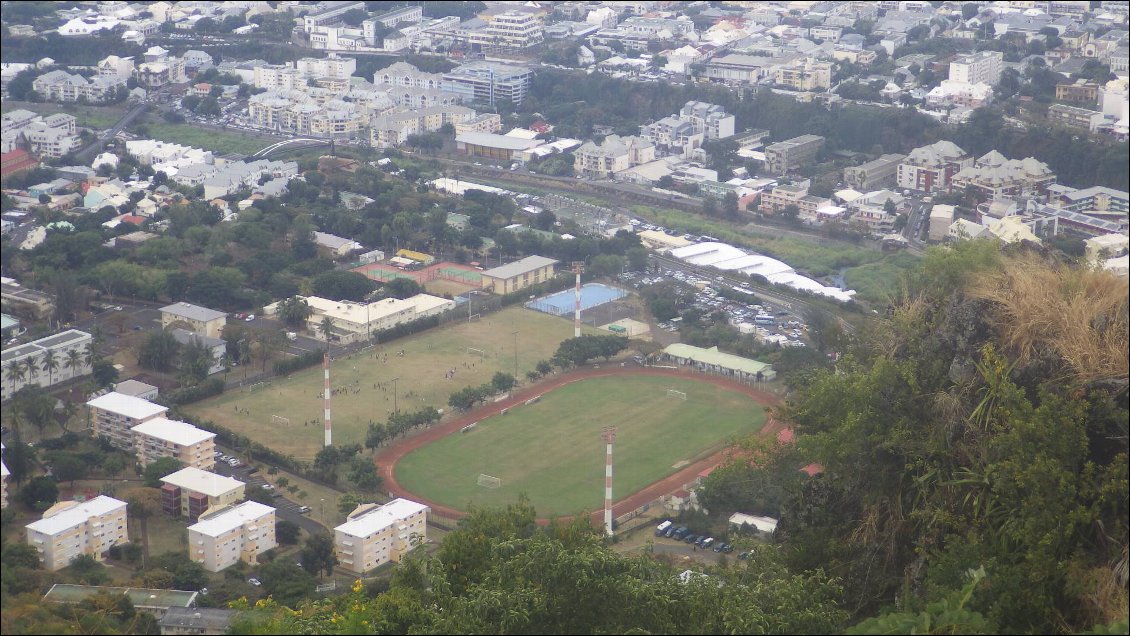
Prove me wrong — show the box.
[656,520,673,535]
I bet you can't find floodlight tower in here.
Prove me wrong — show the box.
[602,426,617,536]
[323,351,332,447]
[572,261,585,337]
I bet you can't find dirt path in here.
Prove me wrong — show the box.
[376,366,783,524]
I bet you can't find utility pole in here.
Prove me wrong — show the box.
[572,261,585,338]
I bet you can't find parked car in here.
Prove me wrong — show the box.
[244,314,255,322]
[248,578,261,586]
[298,505,311,514]
[261,484,274,491]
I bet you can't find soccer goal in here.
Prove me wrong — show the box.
[666,388,687,401]
[468,347,485,361]
[271,415,290,428]
[477,474,502,489]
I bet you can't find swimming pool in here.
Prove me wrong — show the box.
[525,283,628,316]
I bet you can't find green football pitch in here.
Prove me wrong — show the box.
[394,374,766,516]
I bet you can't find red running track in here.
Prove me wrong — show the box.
[375,366,783,524]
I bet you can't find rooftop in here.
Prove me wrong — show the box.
[86,392,168,420]
[44,583,197,609]
[160,302,226,323]
[131,418,215,447]
[160,467,244,497]
[663,343,775,378]
[481,255,559,280]
[26,496,127,536]
[188,500,274,538]
[336,498,429,538]
[111,379,158,398]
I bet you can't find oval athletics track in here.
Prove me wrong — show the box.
[376,366,784,524]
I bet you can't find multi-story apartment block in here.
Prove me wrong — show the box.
[764,135,825,176]
[573,135,656,178]
[948,51,1004,86]
[160,302,226,338]
[31,70,127,103]
[760,180,833,219]
[26,496,128,571]
[97,55,136,79]
[897,141,973,193]
[2,111,81,159]
[462,11,545,54]
[849,189,906,235]
[640,116,699,151]
[844,153,906,190]
[370,105,476,148]
[252,64,304,91]
[334,498,429,574]
[372,61,445,91]
[1047,103,1104,130]
[132,418,216,471]
[87,391,169,450]
[134,46,187,88]
[951,151,1057,200]
[454,113,502,135]
[774,58,832,91]
[160,467,245,521]
[442,62,534,106]
[294,53,357,80]
[2,330,92,401]
[679,101,735,140]
[188,501,277,572]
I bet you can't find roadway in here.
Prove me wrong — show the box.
[210,454,327,535]
[73,101,149,163]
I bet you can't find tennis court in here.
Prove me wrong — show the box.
[526,283,627,316]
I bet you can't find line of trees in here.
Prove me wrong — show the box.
[447,372,517,411]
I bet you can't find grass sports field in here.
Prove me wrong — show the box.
[184,306,597,460]
[394,375,766,516]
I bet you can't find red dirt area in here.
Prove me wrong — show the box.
[375,366,782,524]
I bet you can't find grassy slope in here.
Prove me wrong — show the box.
[394,374,766,516]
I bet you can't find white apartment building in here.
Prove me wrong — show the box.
[26,496,129,571]
[334,498,429,574]
[31,70,127,103]
[462,11,546,54]
[295,53,356,80]
[97,55,136,79]
[188,501,277,572]
[574,135,656,178]
[680,101,735,141]
[131,418,216,471]
[87,391,169,450]
[372,61,445,91]
[2,111,81,159]
[948,51,1004,86]
[775,58,833,91]
[302,0,365,33]
[2,330,92,401]
[370,104,476,148]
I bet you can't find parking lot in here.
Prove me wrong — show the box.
[616,265,811,348]
[209,451,326,535]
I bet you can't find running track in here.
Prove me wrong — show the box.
[376,366,784,524]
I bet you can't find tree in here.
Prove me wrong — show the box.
[348,457,383,492]
[137,330,180,372]
[20,476,58,510]
[1,542,42,570]
[491,371,516,393]
[142,456,183,487]
[300,532,338,579]
[311,270,377,301]
[275,296,313,329]
[381,277,423,299]
[244,484,275,506]
[277,519,300,545]
[588,254,626,278]
[258,559,315,607]
[365,422,388,451]
[52,454,87,487]
[338,493,364,516]
[317,316,335,342]
[127,488,161,569]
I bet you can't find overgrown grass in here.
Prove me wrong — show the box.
[1,100,125,130]
[134,121,270,156]
[843,253,921,305]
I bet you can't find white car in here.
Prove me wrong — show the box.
[244,314,255,322]
[248,578,261,587]
[261,484,274,491]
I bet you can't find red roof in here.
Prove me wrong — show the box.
[120,215,146,226]
[801,463,824,477]
[776,428,795,444]
[1,148,39,178]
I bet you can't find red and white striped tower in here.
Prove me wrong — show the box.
[602,426,616,536]
[572,261,585,338]
[323,352,332,447]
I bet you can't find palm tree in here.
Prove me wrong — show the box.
[23,355,40,386]
[64,348,83,381]
[318,316,335,343]
[82,342,98,369]
[41,348,59,387]
[5,359,26,396]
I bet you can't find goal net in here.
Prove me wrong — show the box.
[666,389,687,401]
[271,415,290,427]
[468,347,485,360]
[477,474,502,489]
